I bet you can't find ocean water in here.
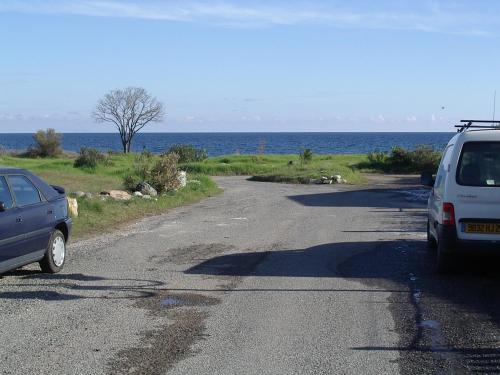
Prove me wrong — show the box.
[0,132,454,156]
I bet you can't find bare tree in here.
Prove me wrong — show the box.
[93,87,165,153]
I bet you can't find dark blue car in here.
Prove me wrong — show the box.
[0,168,72,274]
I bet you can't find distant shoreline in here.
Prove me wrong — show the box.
[0,132,452,156]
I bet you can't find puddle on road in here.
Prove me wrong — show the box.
[161,298,181,307]
[134,292,221,316]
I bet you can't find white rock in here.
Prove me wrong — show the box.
[107,190,132,201]
[142,195,151,200]
[137,182,157,197]
[133,191,143,197]
[178,171,187,188]
[67,197,78,217]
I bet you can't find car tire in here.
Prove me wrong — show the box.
[436,239,453,274]
[427,220,437,251]
[39,230,66,274]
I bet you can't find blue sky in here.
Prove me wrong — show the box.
[0,0,499,132]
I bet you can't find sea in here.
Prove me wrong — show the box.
[0,132,454,156]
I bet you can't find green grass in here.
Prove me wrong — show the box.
[181,154,368,184]
[0,154,220,239]
[72,175,218,238]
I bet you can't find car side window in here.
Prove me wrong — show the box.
[8,175,42,207]
[0,176,14,209]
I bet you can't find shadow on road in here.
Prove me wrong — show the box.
[0,272,164,301]
[287,188,427,209]
[186,239,500,374]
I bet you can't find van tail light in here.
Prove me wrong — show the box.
[443,202,456,226]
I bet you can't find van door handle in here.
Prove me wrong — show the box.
[16,217,23,223]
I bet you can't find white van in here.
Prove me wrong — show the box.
[425,120,500,272]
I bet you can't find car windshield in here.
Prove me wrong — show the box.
[457,141,500,187]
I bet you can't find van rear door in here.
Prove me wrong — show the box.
[454,141,500,241]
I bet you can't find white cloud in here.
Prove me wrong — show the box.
[406,115,417,122]
[0,1,496,35]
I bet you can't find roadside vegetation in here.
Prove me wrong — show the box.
[0,152,219,239]
[357,145,442,173]
[0,129,440,240]
[181,153,368,184]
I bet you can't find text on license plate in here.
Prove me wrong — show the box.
[463,223,500,234]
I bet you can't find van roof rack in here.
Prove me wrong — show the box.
[455,120,500,133]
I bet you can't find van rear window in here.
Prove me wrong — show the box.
[457,142,500,187]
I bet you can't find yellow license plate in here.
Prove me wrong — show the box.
[464,223,500,234]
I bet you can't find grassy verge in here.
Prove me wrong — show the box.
[0,154,220,239]
[181,154,368,184]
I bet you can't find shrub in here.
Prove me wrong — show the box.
[299,148,313,163]
[362,145,441,173]
[164,144,207,163]
[387,146,412,171]
[125,151,181,193]
[367,150,388,166]
[133,150,155,181]
[26,128,62,158]
[149,153,181,193]
[123,175,141,191]
[74,147,109,169]
[410,145,442,172]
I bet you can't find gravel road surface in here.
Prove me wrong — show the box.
[1,176,500,374]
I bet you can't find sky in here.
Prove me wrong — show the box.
[0,0,499,133]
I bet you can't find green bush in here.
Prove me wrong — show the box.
[367,150,388,169]
[388,146,412,171]
[26,128,62,158]
[74,147,109,169]
[299,148,313,163]
[410,145,442,172]
[164,144,207,163]
[150,153,181,193]
[123,175,141,191]
[133,151,155,181]
[361,145,441,173]
[125,151,181,193]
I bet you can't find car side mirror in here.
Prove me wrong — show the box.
[0,202,6,212]
[420,171,435,187]
[51,185,65,195]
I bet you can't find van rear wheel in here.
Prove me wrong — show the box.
[436,240,453,274]
[427,220,437,251]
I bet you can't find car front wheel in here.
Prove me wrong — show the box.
[40,230,66,273]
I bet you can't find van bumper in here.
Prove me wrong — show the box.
[437,224,500,252]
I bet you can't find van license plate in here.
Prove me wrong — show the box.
[463,223,500,234]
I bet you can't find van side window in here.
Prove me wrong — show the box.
[0,176,14,209]
[8,175,42,206]
[457,142,500,187]
[435,145,453,188]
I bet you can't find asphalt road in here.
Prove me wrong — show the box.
[1,176,500,375]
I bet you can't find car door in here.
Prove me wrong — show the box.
[429,144,454,237]
[7,175,52,257]
[0,175,26,269]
